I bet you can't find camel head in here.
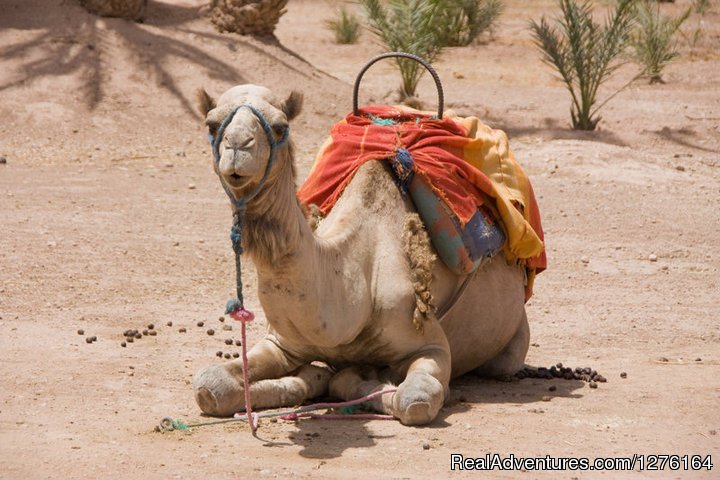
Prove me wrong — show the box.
[197,85,303,200]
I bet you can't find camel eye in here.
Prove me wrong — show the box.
[272,123,288,138]
[206,121,219,138]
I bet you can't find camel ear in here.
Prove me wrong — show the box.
[282,91,303,121]
[196,88,216,117]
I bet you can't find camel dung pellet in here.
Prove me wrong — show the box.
[515,371,526,379]
[126,336,134,343]
[166,321,173,327]
[218,316,225,322]
[85,337,93,344]
[216,351,223,357]
[206,329,215,336]
[695,357,702,362]
[458,395,467,402]
[148,330,157,336]
[196,321,204,327]
[77,329,84,335]
[121,341,127,347]
[179,327,186,333]
[422,443,430,450]
[549,385,557,392]
[555,362,563,369]
[596,375,607,383]
[589,381,598,389]
[123,329,133,337]
[620,372,627,379]
[147,323,155,330]
[135,333,142,339]
[223,353,231,359]
[90,336,97,342]
[225,338,233,345]
[142,329,148,336]
[235,340,242,346]
[232,353,240,358]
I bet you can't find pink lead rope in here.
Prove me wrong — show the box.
[228,306,259,433]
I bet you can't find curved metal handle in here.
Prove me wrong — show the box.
[353,52,444,119]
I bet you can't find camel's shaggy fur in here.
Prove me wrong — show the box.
[402,213,437,331]
[192,84,531,425]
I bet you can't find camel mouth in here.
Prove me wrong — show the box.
[225,173,250,188]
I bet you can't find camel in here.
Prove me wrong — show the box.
[192,84,531,425]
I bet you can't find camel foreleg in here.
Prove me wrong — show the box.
[193,337,330,416]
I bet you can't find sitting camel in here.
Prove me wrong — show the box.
[192,84,532,425]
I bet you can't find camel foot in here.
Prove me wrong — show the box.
[192,363,244,417]
[393,373,444,426]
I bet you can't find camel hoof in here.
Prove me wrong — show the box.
[192,364,244,417]
[399,401,434,426]
[393,373,444,425]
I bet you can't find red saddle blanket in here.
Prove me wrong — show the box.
[297,105,546,299]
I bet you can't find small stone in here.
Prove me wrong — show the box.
[649,254,658,262]
[548,385,557,392]
[147,324,155,330]
[222,325,232,331]
[581,256,589,264]
[121,341,127,347]
[225,338,233,345]
[659,357,669,362]
[77,329,84,335]
[709,430,717,436]
[422,443,430,450]
[196,321,204,327]
[206,329,215,336]
[0,156,7,164]
[541,395,552,402]
[235,340,242,346]
[218,316,225,322]
[188,183,196,190]
[179,327,186,333]
[589,381,598,389]
[216,351,223,357]
[223,353,231,359]
[232,353,240,358]
[148,330,157,336]
[675,165,686,171]
[166,321,173,327]
[620,372,627,378]
[695,358,702,362]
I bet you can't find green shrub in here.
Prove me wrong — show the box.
[360,0,445,99]
[325,7,362,44]
[630,1,690,83]
[434,0,504,47]
[530,0,637,131]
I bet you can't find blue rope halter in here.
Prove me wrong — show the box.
[208,104,290,316]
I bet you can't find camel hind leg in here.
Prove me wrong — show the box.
[472,310,530,378]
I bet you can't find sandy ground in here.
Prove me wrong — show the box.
[1,0,719,478]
